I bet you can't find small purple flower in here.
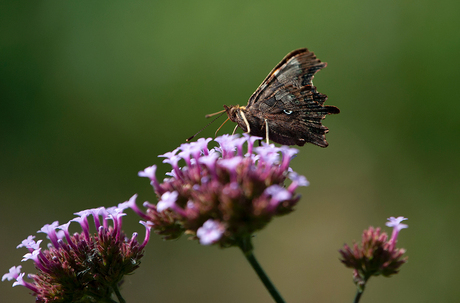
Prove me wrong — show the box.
[37,221,60,248]
[198,153,219,172]
[279,146,299,171]
[3,200,151,302]
[158,147,180,160]
[119,194,150,221]
[11,272,25,287]
[219,156,244,181]
[162,155,182,179]
[70,216,91,242]
[265,185,292,201]
[138,165,163,194]
[178,144,195,166]
[12,272,38,292]
[386,216,408,231]
[17,236,41,252]
[255,143,281,165]
[132,134,305,247]
[138,221,153,250]
[287,172,309,192]
[242,133,262,155]
[196,137,212,155]
[214,134,239,157]
[264,185,293,211]
[197,219,225,245]
[219,156,244,171]
[2,266,22,282]
[21,248,41,263]
[138,164,157,180]
[157,191,179,212]
[386,216,408,251]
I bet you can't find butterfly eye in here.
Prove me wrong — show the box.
[283,110,293,115]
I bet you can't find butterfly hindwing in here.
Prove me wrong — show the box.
[246,85,338,146]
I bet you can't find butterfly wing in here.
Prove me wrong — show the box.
[247,48,325,106]
[245,48,339,147]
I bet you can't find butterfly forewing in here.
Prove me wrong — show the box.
[248,48,326,106]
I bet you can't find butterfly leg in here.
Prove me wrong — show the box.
[239,110,251,134]
[214,117,230,138]
[232,124,238,135]
[264,119,269,144]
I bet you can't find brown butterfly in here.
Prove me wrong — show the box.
[219,48,339,147]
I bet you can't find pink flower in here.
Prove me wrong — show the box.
[132,134,307,247]
[339,217,409,291]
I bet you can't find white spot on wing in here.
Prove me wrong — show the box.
[289,58,300,65]
[276,57,301,83]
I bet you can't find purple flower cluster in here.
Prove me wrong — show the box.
[132,134,309,247]
[2,202,151,302]
[339,217,408,290]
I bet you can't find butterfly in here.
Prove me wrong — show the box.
[221,48,340,147]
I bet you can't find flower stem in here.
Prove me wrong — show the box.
[238,237,286,303]
[354,289,363,303]
[353,275,368,303]
[112,283,126,303]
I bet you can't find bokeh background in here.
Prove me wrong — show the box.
[1,1,459,302]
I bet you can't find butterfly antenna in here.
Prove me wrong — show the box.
[214,117,230,138]
[186,111,226,142]
[205,109,226,118]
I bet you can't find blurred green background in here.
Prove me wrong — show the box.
[1,1,459,302]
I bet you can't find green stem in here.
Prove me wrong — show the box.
[238,237,286,303]
[353,276,368,303]
[353,289,363,303]
[112,283,126,303]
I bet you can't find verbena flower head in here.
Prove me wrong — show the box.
[133,134,308,247]
[339,216,408,291]
[2,201,152,303]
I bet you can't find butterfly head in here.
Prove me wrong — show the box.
[224,105,245,123]
[224,105,253,134]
